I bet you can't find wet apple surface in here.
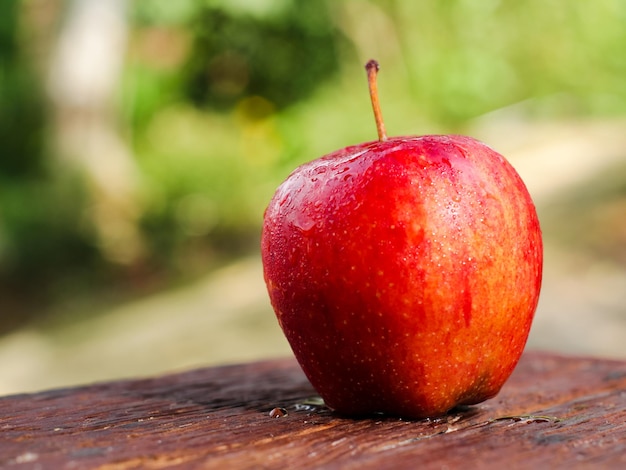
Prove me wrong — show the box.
[261,61,543,419]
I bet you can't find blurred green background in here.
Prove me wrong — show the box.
[1,0,625,395]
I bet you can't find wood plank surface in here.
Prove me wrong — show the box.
[1,351,626,469]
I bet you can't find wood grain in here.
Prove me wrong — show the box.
[1,351,626,469]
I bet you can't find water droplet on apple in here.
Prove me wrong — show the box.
[278,193,291,207]
[293,213,316,232]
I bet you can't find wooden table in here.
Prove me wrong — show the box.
[1,351,626,469]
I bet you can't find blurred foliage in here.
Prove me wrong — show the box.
[387,0,626,124]
[182,1,343,110]
[0,0,46,177]
[1,0,626,330]
[0,0,92,331]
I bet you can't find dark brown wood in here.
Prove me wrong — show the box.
[1,351,626,469]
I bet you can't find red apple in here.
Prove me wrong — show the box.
[261,60,542,419]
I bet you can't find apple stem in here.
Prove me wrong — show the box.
[365,59,388,142]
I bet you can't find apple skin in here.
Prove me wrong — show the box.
[261,134,542,419]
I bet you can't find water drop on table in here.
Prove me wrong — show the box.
[269,407,288,418]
